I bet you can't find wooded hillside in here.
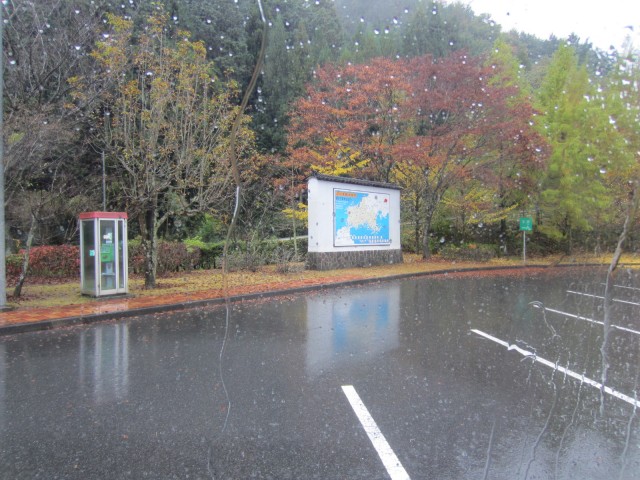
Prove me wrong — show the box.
[2,0,638,287]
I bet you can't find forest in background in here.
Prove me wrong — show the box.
[2,0,639,288]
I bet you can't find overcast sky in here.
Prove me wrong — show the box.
[460,0,639,51]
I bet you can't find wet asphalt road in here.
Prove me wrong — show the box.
[1,268,639,479]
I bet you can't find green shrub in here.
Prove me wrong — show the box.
[128,240,201,274]
[157,242,200,273]
[218,237,309,272]
[277,237,308,259]
[520,233,564,257]
[198,241,225,269]
[128,241,144,274]
[199,214,225,243]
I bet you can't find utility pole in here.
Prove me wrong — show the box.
[0,3,7,309]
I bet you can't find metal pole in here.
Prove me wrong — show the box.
[523,231,526,264]
[0,4,7,308]
[102,151,106,211]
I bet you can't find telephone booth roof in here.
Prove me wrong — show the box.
[79,211,128,220]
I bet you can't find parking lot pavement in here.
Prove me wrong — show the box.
[1,271,639,479]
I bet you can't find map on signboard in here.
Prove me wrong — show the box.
[334,189,390,246]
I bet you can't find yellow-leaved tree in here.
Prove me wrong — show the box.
[91,9,255,288]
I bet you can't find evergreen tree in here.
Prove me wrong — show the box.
[537,45,614,250]
[173,0,254,83]
[402,2,431,57]
[306,0,345,65]
[255,15,290,152]
[354,26,382,62]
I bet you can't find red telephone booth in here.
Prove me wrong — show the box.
[79,212,128,297]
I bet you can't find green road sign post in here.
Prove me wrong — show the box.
[519,217,533,263]
[519,217,533,231]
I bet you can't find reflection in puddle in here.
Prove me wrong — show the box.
[0,344,4,432]
[305,285,400,376]
[79,323,129,403]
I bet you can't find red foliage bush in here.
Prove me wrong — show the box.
[8,242,202,283]
[7,245,81,280]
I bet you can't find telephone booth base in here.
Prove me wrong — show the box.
[79,212,128,297]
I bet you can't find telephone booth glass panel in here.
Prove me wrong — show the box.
[81,220,96,293]
[117,219,127,290]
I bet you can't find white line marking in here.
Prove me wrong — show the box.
[601,283,640,292]
[531,304,640,336]
[341,385,411,480]
[566,290,640,306]
[470,329,640,409]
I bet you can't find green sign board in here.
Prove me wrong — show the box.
[519,217,533,232]
[100,243,114,263]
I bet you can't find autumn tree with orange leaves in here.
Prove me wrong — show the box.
[287,52,546,258]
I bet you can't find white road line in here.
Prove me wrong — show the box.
[601,283,640,292]
[531,304,640,336]
[341,385,411,480]
[566,290,640,307]
[470,329,640,409]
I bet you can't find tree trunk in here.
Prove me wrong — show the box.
[13,213,36,298]
[141,207,158,289]
[499,218,507,255]
[422,208,436,259]
[568,225,573,255]
[422,190,438,259]
[292,204,298,259]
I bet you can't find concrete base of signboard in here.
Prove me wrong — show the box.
[306,249,403,271]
